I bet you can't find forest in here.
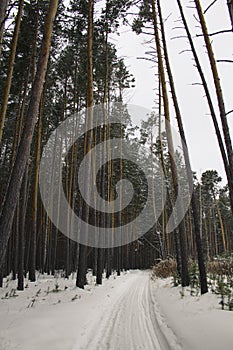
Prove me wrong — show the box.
[0,0,233,310]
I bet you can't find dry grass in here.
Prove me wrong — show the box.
[207,258,233,277]
[151,259,177,279]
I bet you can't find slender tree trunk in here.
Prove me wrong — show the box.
[28,7,43,278]
[102,18,112,280]
[0,0,9,56]
[213,193,226,253]
[157,0,208,294]
[17,164,28,290]
[12,207,19,280]
[0,0,59,270]
[65,116,77,278]
[0,0,24,144]
[76,0,94,289]
[29,96,43,282]
[227,0,233,28]
[150,131,166,259]
[151,0,189,286]
[10,45,36,170]
[194,0,233,212]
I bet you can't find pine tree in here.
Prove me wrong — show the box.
[0,0,59,271]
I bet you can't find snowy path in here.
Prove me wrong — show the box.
[0,271,165,350]
[0,270,176,350]
[79,271,171,350]
[1,270,233,349]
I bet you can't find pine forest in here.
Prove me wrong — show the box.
[0,1,233,349]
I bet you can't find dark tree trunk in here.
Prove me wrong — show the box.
[227,0,233,28]
[0,0,9,56]
[0,0,24,143]
[106,248,112,279]
[29,4,40,283]
[96,248,104,285]
[150,0,190,286]
[0,0,59,270]
[12,208,19,280]
[194,0,233,214]
[76,0,94,289]
[157,0,208,294]
[17,165,28,291]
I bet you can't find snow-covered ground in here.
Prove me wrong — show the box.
[0,270,232,350]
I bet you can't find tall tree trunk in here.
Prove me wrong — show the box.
[29,96,43,282]
[76,0,94,289]
[0,0,9,56]
[0,0,24,144]
[151,0,190,286]
[177,0,233,217]
[194,0,233,212]
[12,207,19,280]
[157,0,208,294]
[17,164,29,290]
[0,0,59,270]
[227,0,233,29]
[213,193,226,253]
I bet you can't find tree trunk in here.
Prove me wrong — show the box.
[0,0,59,270]
[151,0,189,286]
[0,0,9,57]
[29,96,43,282]
[76,0,94,289]
[194,0,233,213]
[227,0,233,29]
[157,0,208,294]
[0,0,24,144]
[17,164,28,291]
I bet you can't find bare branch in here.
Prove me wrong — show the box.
[179,49,192,54]
[0,0,19,31]
[171,35,187,40]
[193,14,201,24]
[226,109,233,116]
[204,0,218,14]
[191,82,203,86]
[136,56,156,63]
[217,59,233,63]
[164,13,172,23]
[196,29,232,37]
[172,26,186,30]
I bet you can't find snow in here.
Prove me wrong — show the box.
[152,278,233,350]
[0,270,232,349]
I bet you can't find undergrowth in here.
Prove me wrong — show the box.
[151,254,233,311]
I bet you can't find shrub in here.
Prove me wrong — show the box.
[151,259,177,279]
[207,258,233,277]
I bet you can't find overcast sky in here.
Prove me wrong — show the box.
[108,0,233,185]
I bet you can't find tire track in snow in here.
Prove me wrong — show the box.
[84,271,175,350]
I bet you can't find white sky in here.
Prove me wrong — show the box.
[108,0,233,185]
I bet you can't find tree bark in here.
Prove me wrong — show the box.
[0,0,59,270]
[227,0,233,29]
[151,0,190,286]
[17,164,29,291]
[0,0,9,57]
[157,0,208,294]
[0,0,24,144]
[194,0,233,212]
[29,96,43,282]
[76,0,94,289]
